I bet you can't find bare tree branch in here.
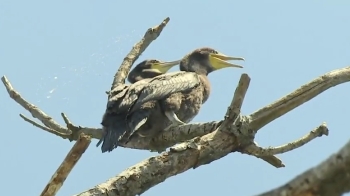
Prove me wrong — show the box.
[20,113,61,136]
[220,73,250,133]
[1,76,70,135]
[258,138,350,196]
[248,66,350,132]
[41,133,91,196]
[111,17,170,89]
[245,123,329,156]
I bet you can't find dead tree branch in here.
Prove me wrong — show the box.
[249,66,350,131]
[245,123,329,156]
[258,138,350,196]
[111,17,170,89]
[40,133,91,196]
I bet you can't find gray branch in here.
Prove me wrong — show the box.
[245,123,329,156]
[248,66,350,131]
[111,17,170,89]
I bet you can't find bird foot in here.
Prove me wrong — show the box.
[164,111,186,126]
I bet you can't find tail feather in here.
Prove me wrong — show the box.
[97,112,128,153]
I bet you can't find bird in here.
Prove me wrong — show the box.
[96,59,182,152]
[98,47,245,153]
[127,47,245,141]
[127,59,180,84]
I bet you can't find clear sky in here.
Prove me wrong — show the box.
[1,1,350,196]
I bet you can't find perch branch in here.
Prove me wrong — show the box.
[258,138,350,196]
[111,17,170,89]
[249,66,350,132]
[245,123,329,156]
[40,133,91,196]
[75,129,237,196]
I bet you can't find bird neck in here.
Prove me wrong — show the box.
[180,61,212,76]
[199,75,211,103]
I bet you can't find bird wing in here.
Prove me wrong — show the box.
[106,79,151,112]
[130,71,201,111]
[106,72,201,114]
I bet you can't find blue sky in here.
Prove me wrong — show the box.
[1,1,350,196]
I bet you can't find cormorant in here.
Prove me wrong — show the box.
[99,47,244,153]
[96,59,182,152]
[127,47,244,140]
[127,59,180,84]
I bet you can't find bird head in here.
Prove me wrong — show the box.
[128,59,180,83]
[179,47,244,75]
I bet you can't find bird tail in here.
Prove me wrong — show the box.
[96,112,127,153]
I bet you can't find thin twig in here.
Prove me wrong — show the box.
[40,133,91,196]
[111,17,170,89]
[249,66,350,132]
[246,123,329,156]
[19,114,68,138]
[1,76,70,134]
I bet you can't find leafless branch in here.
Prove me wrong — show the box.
[258,138,350,196]
[19,113,61,136]
[220,73,250,133]
[1,76,70,135]
[245,123,329,156]
[40,133,91,196]
[249,66,350,131]
[111,17,170,89]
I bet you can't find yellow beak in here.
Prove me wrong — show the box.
[145,60,181,74]
[209,53,244,70]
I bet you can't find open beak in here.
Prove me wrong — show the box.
[145,60,181,74]
[209,52,244,70]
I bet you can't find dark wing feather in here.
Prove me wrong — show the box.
[130,72,201,112]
